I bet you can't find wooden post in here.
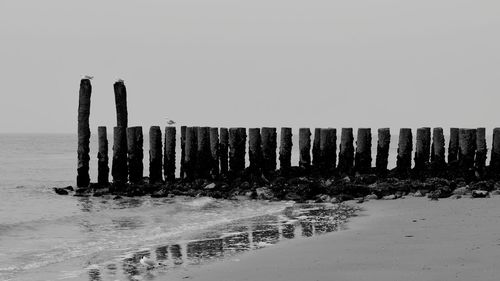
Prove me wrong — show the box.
[220,128,229,176]
[209,128,220,178]
[77,79,91,187]
[448,128,459,166]
[184,127,197,180]
[319,128,336,173]
[355,128,372,173]
[164,126,176,181]
[414,127,431,171]
[338,128,354,174]
[261,127,277,175]
[113,81,128,128]
[298,128,311,169]
[229,128,246,173]
[396,128,413,174]
[279,127,293,171]
[491,128,500,174]
[197,127,211,178]
[376,128,390,174]
[312,128,321,169]
[149,126,163,183]
[180,126,186,179]
[475,127,487,176]
[248,128,262,173]
[458,128,476,172]
[430,127,446,170]
[97,126,109,186]
[127,126,144,184]
[112,126,128,185]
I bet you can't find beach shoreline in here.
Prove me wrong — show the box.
[163,196,500,281]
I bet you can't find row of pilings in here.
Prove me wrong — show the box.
[76,79,500,187]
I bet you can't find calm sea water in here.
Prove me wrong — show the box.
[0,131,469,280]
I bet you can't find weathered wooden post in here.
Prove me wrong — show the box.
[448,128,459,167]
[261,127,277,175]
[319,128,336,172]
[491,128,500,175]
[149,126,163,183]
[127,127,144,184]
[164,126,176,181]
[229,128,246,173]
[220,128,229,176]
[338,128,354,174]
[396,128,413,174]
[209,128,220,178]
[113,81,128,128]
[298,128,311,169]
[184,127,197,180]
[312,128,321,169]
[475,127,487,177]
[97,126,109,186]
[197,127,211,178]
[354,128,372,173]
[77,79,92,188]
[430,127,446,170]
[180,126,186,179]
[248,128,262,173]
[375,128,390,175]
[279,127,293,172]
[458,128,476,172]
[112,127,128,185]
[414,127,431,171]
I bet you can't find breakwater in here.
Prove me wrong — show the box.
[73,78,500,200]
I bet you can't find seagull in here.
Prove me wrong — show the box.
[140,256,157,269]
[166,118,176,126]
[83,75,94,80]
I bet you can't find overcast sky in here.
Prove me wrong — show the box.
[0,0,499,133]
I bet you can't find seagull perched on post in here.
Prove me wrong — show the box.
[166,118,176,126]
[82,75,94,80]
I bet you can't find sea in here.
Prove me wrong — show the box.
[0,131,468,280]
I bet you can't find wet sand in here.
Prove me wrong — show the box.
[165,196,500,281]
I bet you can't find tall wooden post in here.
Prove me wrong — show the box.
[164,126,176,181]
[298,128,311,169]
[77,79,91,187]
[220,128,229,176]
[355,128,372,173]
[448,128,459,166]
[112,127,128,185]
[430,127,446,170]
[209,128,220,178]
[180,126,186,179]
[396,128,413,174]
[261,127,277,175]
[414,127,431,171]
[338,128,354,174]
[319,128,336,172]
[97,126,109,186]
[491,128,500,175]
[458,128,476,172]
[197,127,211,178]
[184,127,197,180]
[375,128,390,174]
[229,128,246,173]
[312,128,321,169]
[248,128,262,173]
[279,127,293,172]
[113,81,128,128]
[149,126,163,183]
[127,126,144,184]
[475,127,487,177]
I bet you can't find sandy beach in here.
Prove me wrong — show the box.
[165,196,500,281]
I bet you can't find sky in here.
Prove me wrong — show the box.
[0,0,499,133]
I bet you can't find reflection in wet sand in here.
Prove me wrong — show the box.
[86,203,357,281]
